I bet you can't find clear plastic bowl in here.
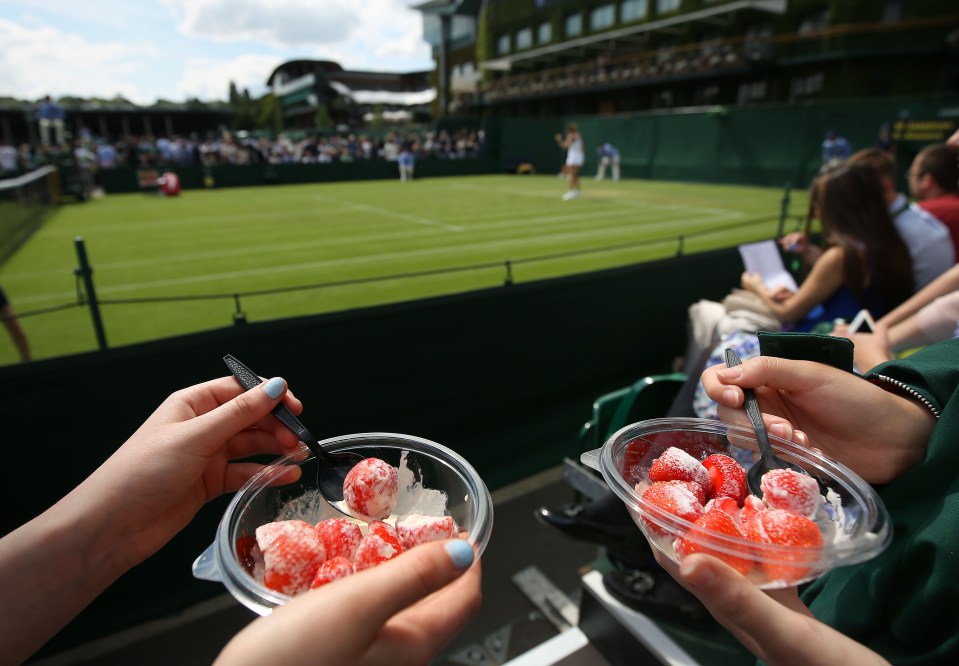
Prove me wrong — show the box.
[582,417,892,589]
[193,432,493,614]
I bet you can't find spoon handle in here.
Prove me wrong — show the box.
[222,354,331,465]
[724,349,776,460]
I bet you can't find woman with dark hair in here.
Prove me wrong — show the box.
[742,162,913,330]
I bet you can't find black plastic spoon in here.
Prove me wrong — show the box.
[724,348,807,498]
[223,354,363,513]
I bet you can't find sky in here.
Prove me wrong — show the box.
[0,0,436,105]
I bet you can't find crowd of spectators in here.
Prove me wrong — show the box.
[481,39,749,104]
[1,127,485,176]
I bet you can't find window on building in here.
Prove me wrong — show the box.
[565,13,583,37]
[497,34,510,55]
[516,27,533,49]
[621,0,647,22]
[797,9,828,34]
[882,0,903,23]
[656,0,680,14]
[737,81,767,105]
[789,73,824,100]
[590,4,615,31]
[538,21,552,44]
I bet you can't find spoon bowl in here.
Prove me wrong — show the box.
[223,354,364,513]
[724,348,808,497]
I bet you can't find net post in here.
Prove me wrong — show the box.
[73,236,108,350]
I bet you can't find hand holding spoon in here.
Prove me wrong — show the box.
[223,354,363,513]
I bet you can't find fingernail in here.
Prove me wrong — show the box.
[718,366,742,380]
[796,431,809,446]
[445,540,474,570]
[680,557,713,588]
[722,388,739,405]
[769,422,790,439]
[263,377,285,400]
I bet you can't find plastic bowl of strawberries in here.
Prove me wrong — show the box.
[581,417,892,589]
[193,432,493,614]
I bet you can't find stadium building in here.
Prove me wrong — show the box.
[265,60,436,130]
[415,0,959,118]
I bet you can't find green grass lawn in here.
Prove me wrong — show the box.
[0,174,808,366]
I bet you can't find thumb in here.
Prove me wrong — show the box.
[339,539,476,627]
[194,376,288,445]
[679,554,800,659]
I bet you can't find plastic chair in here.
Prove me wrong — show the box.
[578,372,687,453]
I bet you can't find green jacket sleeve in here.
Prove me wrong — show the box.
[801,338,959,664]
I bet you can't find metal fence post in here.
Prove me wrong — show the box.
[777,183,792,238]
[73,236,108,350]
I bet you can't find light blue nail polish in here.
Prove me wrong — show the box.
[263,377,285,399]
[445,540,474,570]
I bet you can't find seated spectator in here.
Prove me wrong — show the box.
[909,143,959,260]
[690,165,912,364]
[846,147,954,290]
[833,262,959,371]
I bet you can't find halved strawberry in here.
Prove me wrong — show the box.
[315,518,363,561]
[354,531,403,571]
[310,556,355,589]
[740,495,769,545]
[640,480,705,535]
[395,514,458,550]
[648,446,710,497]
[760,469,821,518]
[760,509,824,582]
[705,496,740,520]
[367,520,405,554]
[674,508,753,575]
[255,520,327,595]
[702,454,747,505]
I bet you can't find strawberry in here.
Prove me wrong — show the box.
[760,469,821,518]
[343,457,399,521]
[367,520,405,553]
[674,508,753,576]
[705,496,740,520]
[740,495,769,545]
[310,556,355,589]
[255,520,327,595]
[648,432,715,462]
[395,514,458,550]
[315,518,364,561]
[648,446,710,498]
[760,509,824,582]
[702,454,747,505]
[354,529,404,571]
[640,480,704,535]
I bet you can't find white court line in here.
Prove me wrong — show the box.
[5,206,737,292]
[311,193,463,231]
[15,215,699,304]
[6,204,696,283]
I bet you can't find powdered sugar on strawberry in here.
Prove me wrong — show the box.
[760,468,822,518]
[343,457,399,521]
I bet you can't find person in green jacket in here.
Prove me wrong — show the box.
[675,336,957,665]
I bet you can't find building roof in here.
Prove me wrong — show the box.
[413,0,481,17]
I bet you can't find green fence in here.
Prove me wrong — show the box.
[98,157,503,193]
[486,95,959,189]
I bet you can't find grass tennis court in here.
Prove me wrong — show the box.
[0,174,808,366]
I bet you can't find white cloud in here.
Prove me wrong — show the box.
[176,53,281,101]
[0,17,157,103]
[300,0,433,72]
[161,0,362,47]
